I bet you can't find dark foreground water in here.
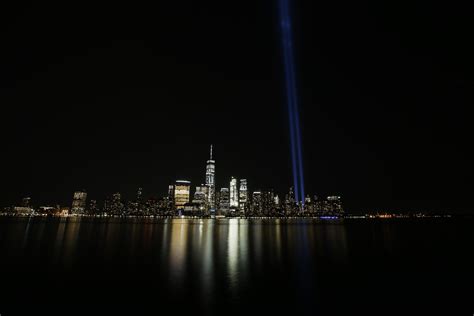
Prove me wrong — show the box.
[0,217,473,315]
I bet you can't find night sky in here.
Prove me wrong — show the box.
[1,0,473,213]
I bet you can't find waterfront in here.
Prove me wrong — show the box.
[0,217,472,315]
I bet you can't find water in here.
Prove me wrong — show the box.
[0,217,472,315]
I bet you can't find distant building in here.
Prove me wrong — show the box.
[274,194,280,206]
[112,192,123,215]
[14,206,34,215]
[88,199,98,215]
[71,190,87,215]
[37,206,55,214]
[136,187,143,210]
[219,188,230,215]
[261,191,275,216]
[327,196,344,217]
[239,179,248,214]
[105,192,123,215]
[193,185,209,211]
[205,145,216,210]
[168,185,175,202]
[144,197,160,216]
[129,187,144,215]
[284,187,298,214]
[182,202,199,214]
[58,207,69,216]
[252,191,262,215]
[175,180,191,210]
[229,177,239,209]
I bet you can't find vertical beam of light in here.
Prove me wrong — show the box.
[278,0,305,205]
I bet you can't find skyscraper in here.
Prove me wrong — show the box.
[252,191,262,215]
[165,185,175,214]
[105,192,123,215]
[174,180,191,209]
[219,188,230,215]
[71,190,87,215]
[193,185,209,211]
[239,179,248,213]
[168,185,174,199]
[229,177,239,209]
[205,145,216,210]
[262,191,275,216]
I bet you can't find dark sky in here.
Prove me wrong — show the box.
[1,0,473,213]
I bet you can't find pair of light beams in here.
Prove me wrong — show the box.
[278,0,305,204]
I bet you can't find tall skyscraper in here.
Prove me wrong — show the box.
[205,145,216,210]
[112,192,122,214]
[105,192,123,215]
[219,188,230,215]
[193,185,209,210]
[174,180,191,209]
[252,191,262,215]
[262,191,275,216]
[168,185,174,202]
[239,179,248,213]
[229,177,239,209]
[71,190,87,214]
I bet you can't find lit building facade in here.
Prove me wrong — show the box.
[168,185,174,201]
[230,177,239,209]
[261,191,275,216]
[327,196,344,217]
[205,145,216,210]
[239,179,248,213]
[71,190,87,214]
[104,192,123,215]
[193,185,209,211]
[174,180,191,209]
[252,191,262,215]
[219,188,230,215]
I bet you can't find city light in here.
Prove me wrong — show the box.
[0,145,344,218]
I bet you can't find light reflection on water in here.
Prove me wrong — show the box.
[4,216,432,315]
[1,217,472,315]
[3,217,349,269]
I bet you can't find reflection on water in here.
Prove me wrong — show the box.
[199,220,214,306]
[2,217,350,281]
[169,220,189,290]
[4,217,469,315]
[0,217,474,315]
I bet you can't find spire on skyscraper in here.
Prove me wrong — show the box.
[205,145,216,210]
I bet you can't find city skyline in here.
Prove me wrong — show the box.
[3,144,346,217]
[0,143,468,216]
